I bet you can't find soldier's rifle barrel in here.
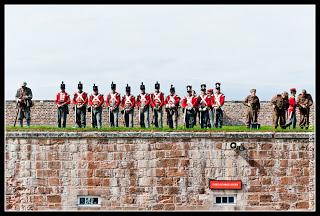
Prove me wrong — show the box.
[91,104,93,128]
[74,104,77,126]
[13,102,20,127]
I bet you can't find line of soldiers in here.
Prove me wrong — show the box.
[54,81,226,129]
[14,81,313,130]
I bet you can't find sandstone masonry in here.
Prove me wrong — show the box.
[5,132,315,211]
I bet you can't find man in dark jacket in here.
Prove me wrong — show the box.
[271,92,289,129]
[297,89,313,129]
[15,81,33,127]
[243,89,260,128]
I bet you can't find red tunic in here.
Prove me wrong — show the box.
[197,94,211,108]
[55,91,71,105]
[121,95,135,109]
[136,93,151,108]
[88,94,104,107]
[181,95,199,108]
[206,95,213,108]
[151,92,165,108]
[72,91,88,105]
[106,92,121,108]
[211,93,225,108]
[164,94,180,109]
[288,95,297,118]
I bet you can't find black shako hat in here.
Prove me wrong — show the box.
[78,81,83,90]
[140,82,145,90]
[215,82,221,90]
[187,85,192,92]
[201,84,206,91]
[93,84,98,91]
[126,84,131,92]
[155,81,160,90]
[170,84,175,92]
[111,82,116,90]
[60,81,65,89]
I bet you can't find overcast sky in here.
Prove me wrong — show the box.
[5,5,315,100]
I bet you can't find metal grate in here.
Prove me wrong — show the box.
[77,196,101,207]
[214,195,236,205]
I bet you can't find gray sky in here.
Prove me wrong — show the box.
[5,5,315,100]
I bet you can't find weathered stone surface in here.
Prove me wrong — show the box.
[5,132,314,211]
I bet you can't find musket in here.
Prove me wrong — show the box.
[91,105,94,128]
[13,102,20,127]
[150,107,154,125]
[138,107,141,125]
[74,104,77,127]
[183,107,186,128]
[122,108,126,126]
[108,106,111,126]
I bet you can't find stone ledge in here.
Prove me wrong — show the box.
[5,132,314,139]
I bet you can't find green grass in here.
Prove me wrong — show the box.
[5,125,314,132]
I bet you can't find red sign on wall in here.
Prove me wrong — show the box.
[209,179,242,190]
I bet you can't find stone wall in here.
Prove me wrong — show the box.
[5,132,315,211]
[5,101,315,127]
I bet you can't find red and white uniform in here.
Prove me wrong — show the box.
[136,93,151,108]
[106,92,121,109]
[211,93,225,109]
[164,94,180,109]
[197,94,211,111]
[89,93,104,107]
[72,91,88,107]
[206,94,213,109]
[55,91,71,105]
[288,95,297,119]
[181,95,199,109]
[151,92,165,108]
[121,94,135,111]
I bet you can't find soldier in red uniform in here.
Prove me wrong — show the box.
[136,82,151,128]
[72,81,88,128]
[211,83,225,128]
[181,85,199,128]
[206,88,214,128]
[164,85,180,129]
[151,81,165,128]
[285,88,297,129]
[192,90,198,126]
[105,82,121,127]
[198,84,211,128]
[88,84,104,129]
[55,81,71,128]
[121,84,135,127]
